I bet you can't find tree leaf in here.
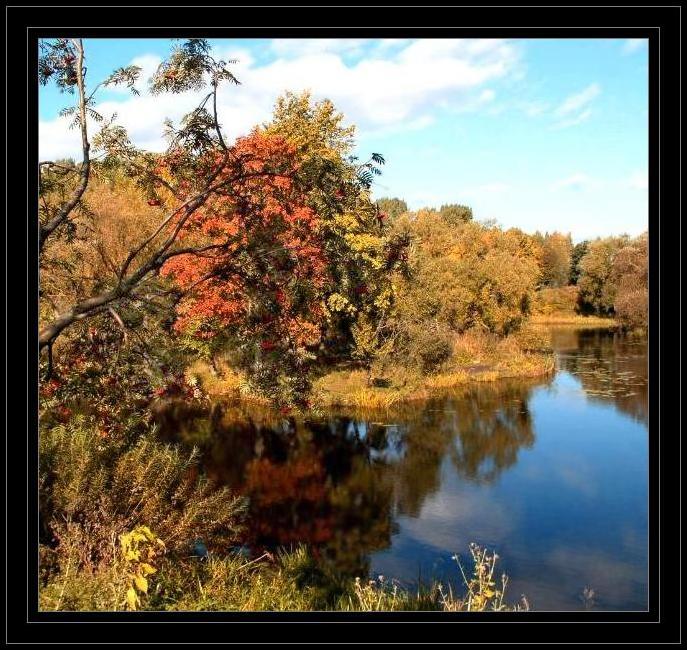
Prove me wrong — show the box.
[134,574,148,594]
[126,587,139,610]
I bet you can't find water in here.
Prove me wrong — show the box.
[157,327,648,611]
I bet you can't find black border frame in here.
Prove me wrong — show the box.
[5,4,681,645]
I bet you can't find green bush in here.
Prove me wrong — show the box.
[39,418,246,591]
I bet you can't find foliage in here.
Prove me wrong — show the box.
[42,540,526,612]
[612,233,648,330]
[375,197,408,221]
[39,418,246,578]
[438,203,473,225]
[569,240,589,285]
[576,235,629,314]
[119,526,166,610]
[534,286,580,315]
[38,312,197,437]
[537,232,573,288]
[388,212,541,360]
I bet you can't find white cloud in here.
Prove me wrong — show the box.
[622,39,646,55]
[475,182,510,194]
[550,173,599,192]
[39,38,521,160]
[555,83,601,117]
[268,38,370,58]
[626,170,648,190]
[549,83,600,129]
[521,100,549,117]
[551,107,593,130]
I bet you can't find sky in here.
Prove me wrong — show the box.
[38,38,648,241]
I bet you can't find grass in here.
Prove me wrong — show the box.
[529,312,617,327]
[41,540,528,612]
[190,328,555,411]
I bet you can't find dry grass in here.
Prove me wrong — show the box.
[185,358,270,406]
[310,329,554,410]
[529,313,617,327]
[187,326,554,412]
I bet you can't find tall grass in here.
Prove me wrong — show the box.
[39,417,246,610]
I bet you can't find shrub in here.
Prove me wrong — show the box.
[534,286,580,315]
[39,418,246,584]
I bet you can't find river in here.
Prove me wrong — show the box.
[157,326,648,611]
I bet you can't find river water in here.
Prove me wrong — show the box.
[158,327,648,611]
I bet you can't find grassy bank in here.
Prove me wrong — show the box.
[39,413,529,613]
[188,328,555,411]
[529,312,618,327]
[41,536,527,612]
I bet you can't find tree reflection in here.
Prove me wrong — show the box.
[153,377,544,577]
[447,384,536,484]
[554,328,648,424]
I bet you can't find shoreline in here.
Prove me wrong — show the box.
[188,316,622,411]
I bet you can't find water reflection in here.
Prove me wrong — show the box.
[154,327,648,610]
[552,327,648,424]
[156,378,544,579]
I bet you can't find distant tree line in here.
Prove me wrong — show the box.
[375,196,648,332]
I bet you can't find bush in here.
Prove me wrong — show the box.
[401,324,453,374]
[534,286,579,315]
[39,418,246,590]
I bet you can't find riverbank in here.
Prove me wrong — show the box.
[40,534,526,612]
[188,328,556,410]
[529,312,618,327]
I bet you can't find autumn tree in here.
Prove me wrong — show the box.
[375,197,408,221]
[569,240,589,285]
[39,39,248,354]
[612,233,648,331]
[577,235,630,315]
[539,232,573,288]
[385,211,541,372]
[438,203,473,225]
[261,92,408,365]
[156,91,403,404]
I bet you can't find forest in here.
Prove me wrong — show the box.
[38,39,648,612]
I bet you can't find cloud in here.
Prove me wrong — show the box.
[622,39,646,55]
[551,173,599,191]
[626,170,648,190]
[39,38,522,160]
[551,107,593,130]
[521,100,550,117]
[268,38,370,58]
[551,83,600,129]
[474,182,510,194]
[555,83,601,117]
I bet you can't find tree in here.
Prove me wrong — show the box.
[540,232,572,288]
[375,197,408,221]
[439,203,473,225]
[612,233,648,330]
[386,212,541,371]
[262,92,406,361]
[577,235,629,314]
[39,39,248,351]
[569,240,589,285]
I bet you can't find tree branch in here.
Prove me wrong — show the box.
[39,39,90,253]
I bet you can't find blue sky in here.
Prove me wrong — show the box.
[39,38,648,241]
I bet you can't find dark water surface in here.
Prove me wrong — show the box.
[158,327,648,611]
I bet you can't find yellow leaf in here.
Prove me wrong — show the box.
[139,562,157,575]
[134,574,148,594]
[138,525,155,541]
[126,588,139,611]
